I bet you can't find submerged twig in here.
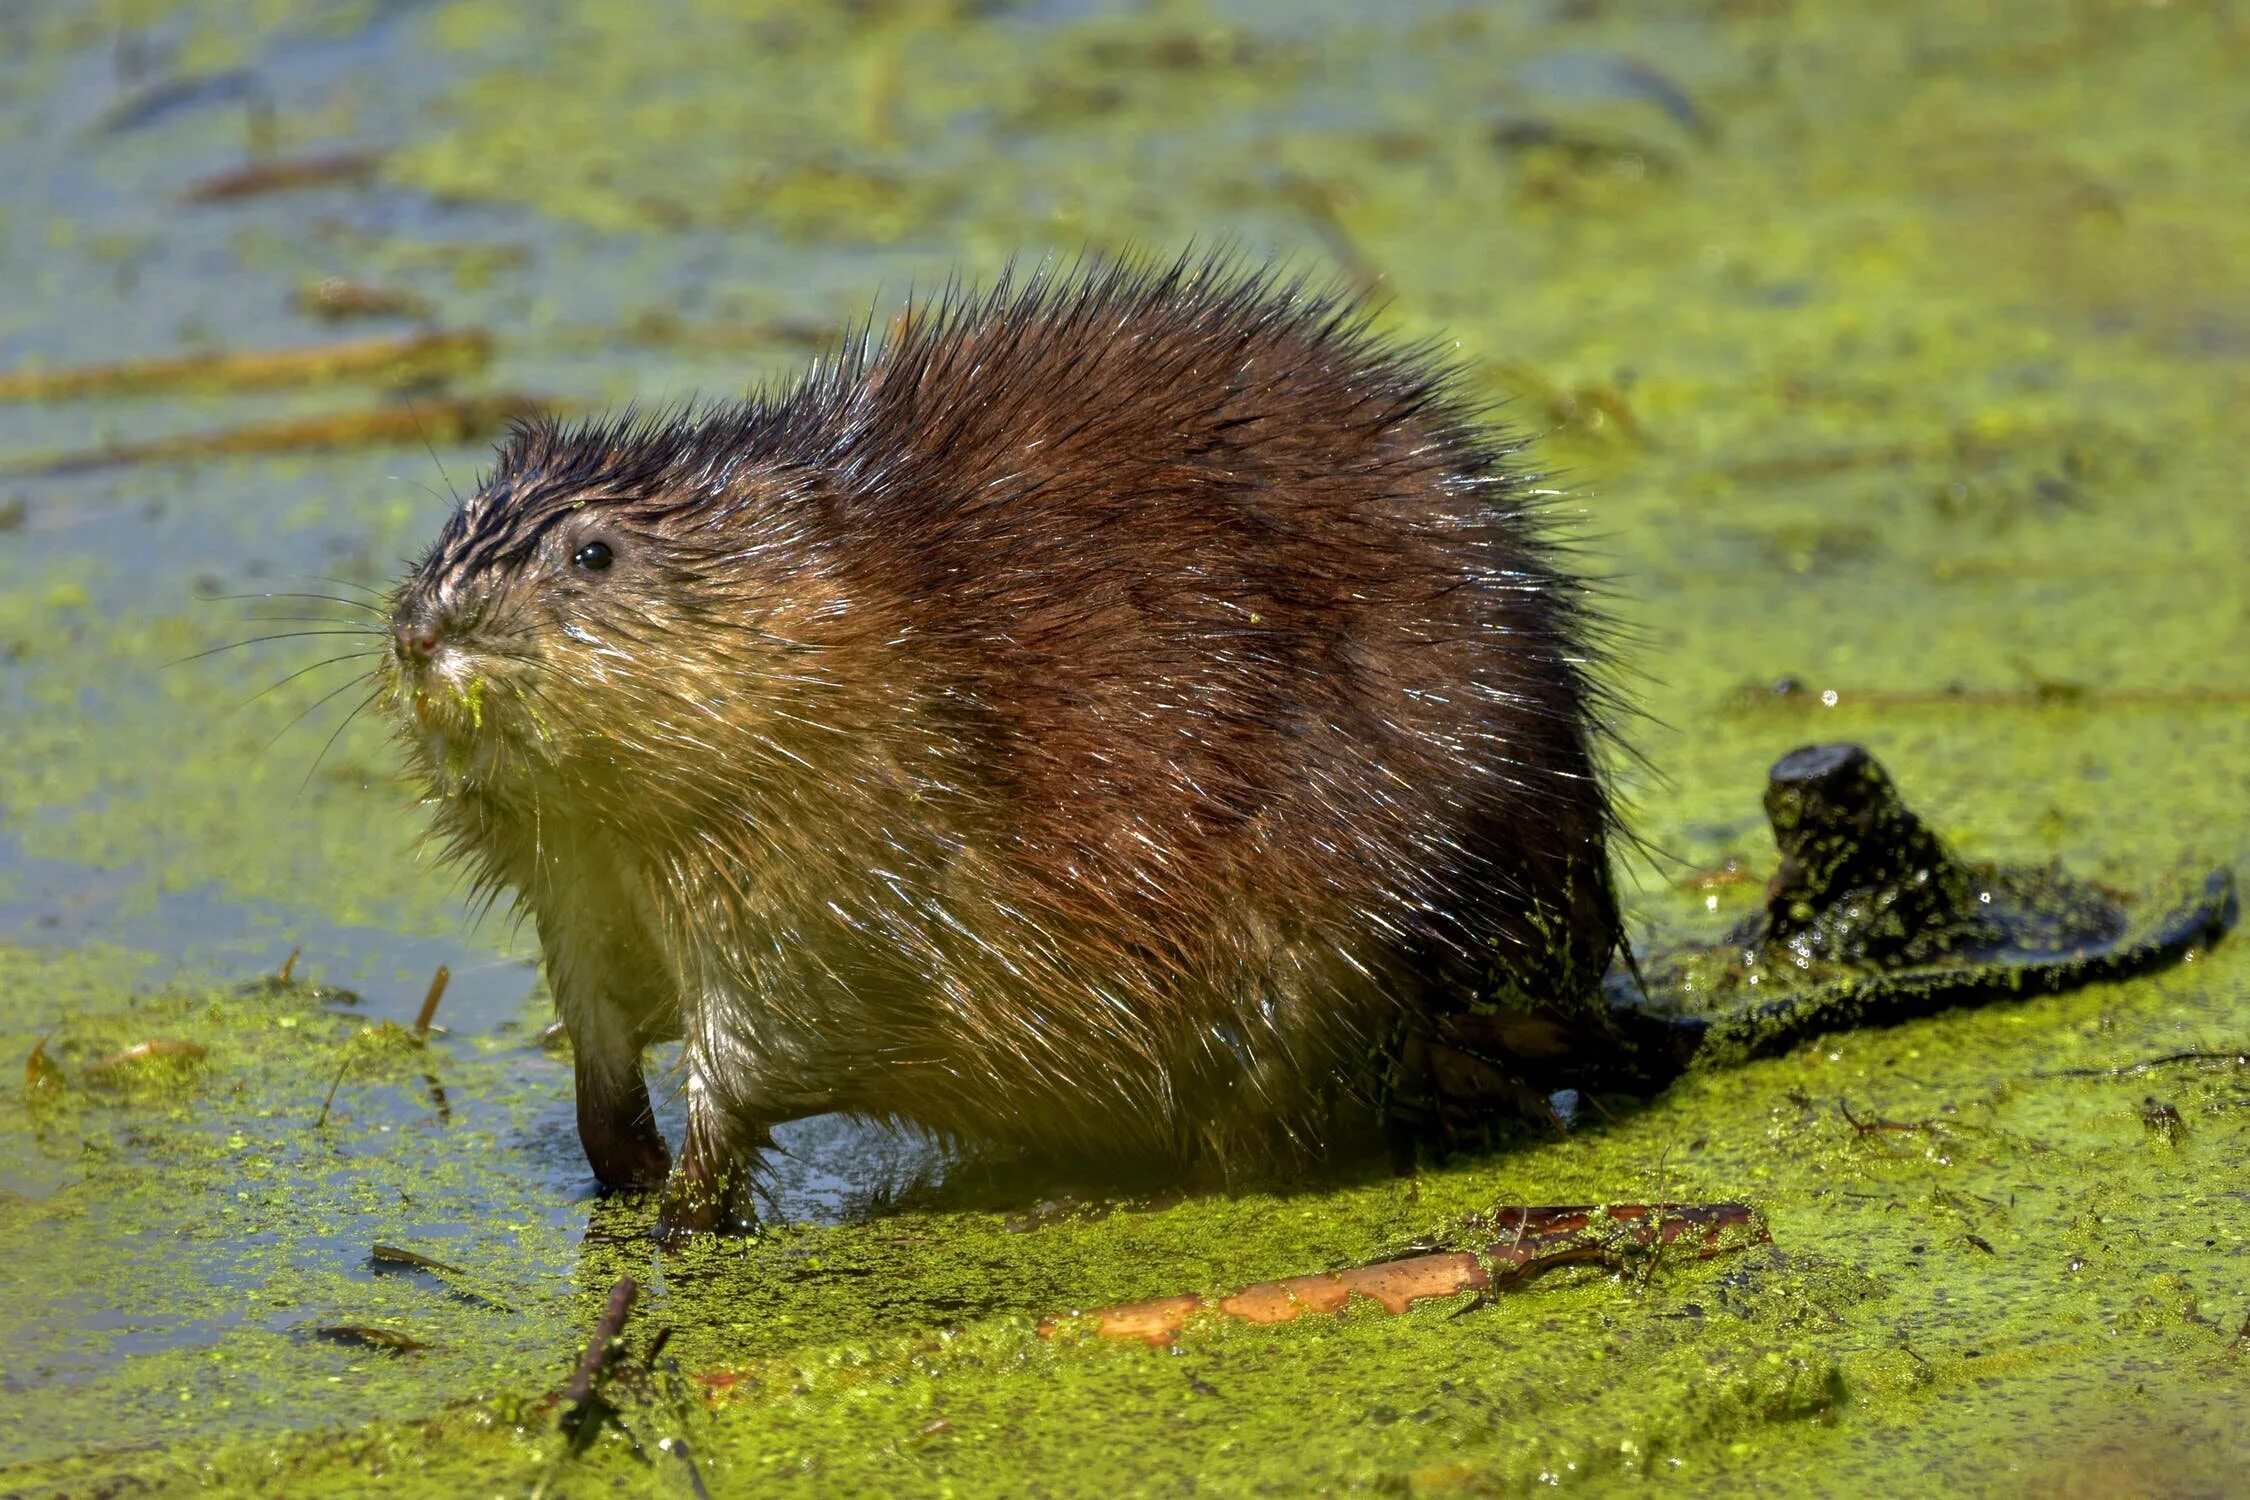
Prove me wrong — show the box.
[370,1243,465,1277]
[1276,175,1384,299]
[180,150,381,203]
[659,1436,713,1499]
[1731,676,2250,714]
[0,330,489,401]
[620,309,835,351]
[1488,360,1643,446]
[10,393,547,476]
[2037,1049,2250,1080]
[1706,421,2071,485]
[1838,1098,1936,1137]
[1039,1201,1767,1345]
[317,1324,429,1353]
[25,1035,64,1094]
[313,1052,353,1130]
[295,278,436,323]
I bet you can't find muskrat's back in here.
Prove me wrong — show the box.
[386,259,1624,1235]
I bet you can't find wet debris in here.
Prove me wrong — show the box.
[1487,359,1643,446]
[1676,856,1758,893]
[2138,1097,2186,1146]
[534,1278,708,1497]
[1511,52,1708,138]
[239,947,360,1005]
[1611,744,2237,1081]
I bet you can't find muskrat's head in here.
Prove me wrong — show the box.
[384,412,827,806]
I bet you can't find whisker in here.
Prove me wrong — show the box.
[260,669,378,755]
[391,473,456,510]
[402,395,462,504]
[299,681,387,795]
[166,630,386,668]
[237,614,386,628]
[206,591,386,617]
[239,650,384,710]
[311,574,391,603]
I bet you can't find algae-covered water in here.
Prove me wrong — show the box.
[2,1,2246,1494]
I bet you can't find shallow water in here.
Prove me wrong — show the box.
[2,0,2246,1494]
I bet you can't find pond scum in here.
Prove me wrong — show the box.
[1,0,2247,1494]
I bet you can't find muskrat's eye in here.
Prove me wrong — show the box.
[573,540,614,573]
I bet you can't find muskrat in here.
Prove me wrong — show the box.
[384,258,1628,1236]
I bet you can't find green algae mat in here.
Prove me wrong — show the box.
[3,1,2247,1494]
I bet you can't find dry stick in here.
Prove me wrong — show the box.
[413,965,451,1038]
[1040,1201,1768,1346]
[561,1276,641,1423]
[278,946,301,984]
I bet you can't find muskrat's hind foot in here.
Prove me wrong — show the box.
[654,1078,766,1242]
[574,1048,670,1191]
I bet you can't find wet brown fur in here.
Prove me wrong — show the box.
[384,257,1626,1234]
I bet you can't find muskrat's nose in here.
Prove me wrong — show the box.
[394,619,441,663]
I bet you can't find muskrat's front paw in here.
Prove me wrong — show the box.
[654,1172,759,1244]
